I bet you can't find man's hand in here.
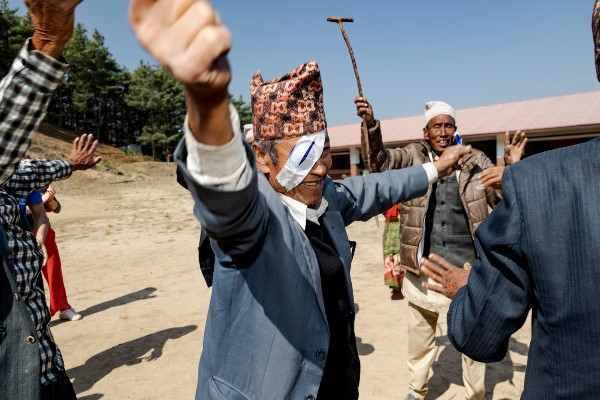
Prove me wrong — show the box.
[129,0,233,146]
[478,166,505,189]
[420,253,470,299]
[503,130,527,165]
[26,0,83,59]
[68,134,102,171]
[355,96,376,128]
[433,144,472,178]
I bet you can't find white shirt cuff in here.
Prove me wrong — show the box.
[422,162,439,185]
[184,114,248,187]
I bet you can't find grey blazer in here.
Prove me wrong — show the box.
[176,141,430,400]
[0,224,40,400]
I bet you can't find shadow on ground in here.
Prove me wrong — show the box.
[50,287,157,328]
[356,336,375,356]
[78,394,103,400]
[426,336,529,399]
[68,325,197,394]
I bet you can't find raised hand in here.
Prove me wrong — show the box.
[129,0,233,145]
[68,134,102,171]
[129,0,231,100]
[420,253,470,299]
[26,0,84,59]
[433,144,472,178]
[503,130,527,165]
[354,96,376,128]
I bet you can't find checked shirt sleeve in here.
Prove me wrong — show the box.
[0,39,68,187]
[3,159,72,199]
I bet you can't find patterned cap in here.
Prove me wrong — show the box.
[250,61,327,140]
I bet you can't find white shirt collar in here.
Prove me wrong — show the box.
[277,194,328,230]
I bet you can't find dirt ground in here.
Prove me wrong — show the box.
[46,164,531,400]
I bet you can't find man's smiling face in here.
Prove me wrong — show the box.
[257,135,332,206]
[423,114,457,156]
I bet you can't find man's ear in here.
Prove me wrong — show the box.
[423,126,428,140]
[252,142,272,175]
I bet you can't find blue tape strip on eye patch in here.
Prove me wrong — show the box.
[276,130,326,191]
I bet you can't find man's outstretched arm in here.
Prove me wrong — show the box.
[4,133,101,198]
[0,0,83,187]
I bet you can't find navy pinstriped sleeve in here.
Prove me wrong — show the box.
[447,166,533,362]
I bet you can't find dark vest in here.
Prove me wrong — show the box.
[424,173,477,267]
[305,220,359,400]
[0,224,41,400]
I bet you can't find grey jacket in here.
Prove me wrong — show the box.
[176,140,430,400]
[362,121,501,276]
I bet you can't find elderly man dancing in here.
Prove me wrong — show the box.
[129,0,471,398]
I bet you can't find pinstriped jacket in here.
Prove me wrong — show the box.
[449,138,600,399]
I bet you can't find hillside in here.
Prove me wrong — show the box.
[28,123,177,186]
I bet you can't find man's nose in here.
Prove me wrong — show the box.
[311,158,328,176]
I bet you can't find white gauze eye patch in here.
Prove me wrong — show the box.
[276,130,327,191]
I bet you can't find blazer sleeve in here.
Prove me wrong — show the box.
[447,166,532,362]
[174,140,269,265]
[330,165,429,226]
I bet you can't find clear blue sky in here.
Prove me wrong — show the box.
[8,0,599,126]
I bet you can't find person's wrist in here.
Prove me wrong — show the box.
[433,159,449,177]
[30,35,67,60]
[184,89,232,146]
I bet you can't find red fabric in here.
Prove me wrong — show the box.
[41,227,71,315]
[383,204,399,220]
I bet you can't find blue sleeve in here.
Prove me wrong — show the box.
[27,190,43,206]
[330,165,429,226]
[174,139,269,264]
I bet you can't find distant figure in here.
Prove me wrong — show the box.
[382,204,404,300]
[166,153,174,163]
[41,187,82,321]
[19,188,82,321]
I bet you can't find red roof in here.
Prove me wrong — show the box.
[328,90,600,150]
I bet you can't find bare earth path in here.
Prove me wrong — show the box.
[47,165,530,399]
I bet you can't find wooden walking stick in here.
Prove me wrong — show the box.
[327,17,371,171]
